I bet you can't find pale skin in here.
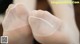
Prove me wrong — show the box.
[2,0,79,44]
[48,0,79,44]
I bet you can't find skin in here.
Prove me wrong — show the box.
[13,0,36,10]
[48,0,79,44]
[2,0,79,44]
[2,4,70,44]
[29,10,70,44]
[2,4,33,44]
[49,0,79,44]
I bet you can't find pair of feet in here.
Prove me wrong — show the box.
[2,4,79,44]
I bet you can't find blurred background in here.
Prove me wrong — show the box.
[0,0,80,43]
